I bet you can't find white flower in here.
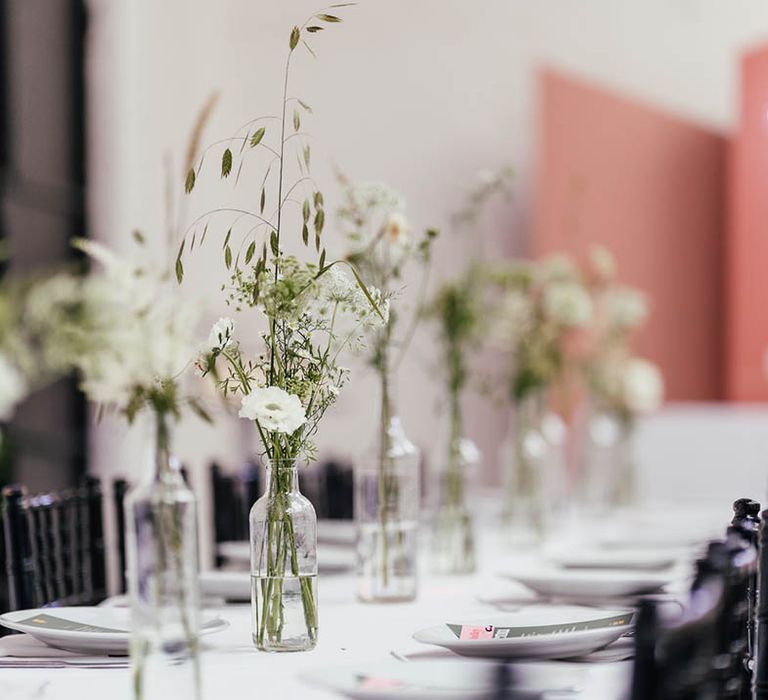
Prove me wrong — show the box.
[207,317,234,351]
[537,254,578,283]
[239,386,306,435]
[604,288,647,329]
[491,290,532,345]
[381,212,411,265]
[0,354,27,421]
[622,359,664,414]
[543,281,593,327]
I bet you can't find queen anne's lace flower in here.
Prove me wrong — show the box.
[239,386,306,435]
[543,281,593,327]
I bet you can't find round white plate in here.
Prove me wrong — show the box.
[505,567,673,599]
[413,605,633,660]
[547,548,677,571]
[0,607,228,655]
[301,659,585,699]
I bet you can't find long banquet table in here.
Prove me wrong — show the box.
[2,505,725,700]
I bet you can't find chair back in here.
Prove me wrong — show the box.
[1,478,108,616]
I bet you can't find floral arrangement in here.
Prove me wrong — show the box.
[336,175,437,436]
[491,253,594,403]
[178,5,385,649]
[581,246,663,422]
[39,237,206,427]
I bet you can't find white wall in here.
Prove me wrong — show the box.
[84,0,768,572]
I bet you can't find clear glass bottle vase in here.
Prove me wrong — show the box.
[501,390,554,542]
[125,411,201,700]
[431,437,479,575]
[250,460,318,652]
[356,365,420,602]
[581,398,637,513]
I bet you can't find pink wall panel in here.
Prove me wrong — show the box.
[534,68,727,401]
[726,46,768,401]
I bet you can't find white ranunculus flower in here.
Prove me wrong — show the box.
[605,288,647,329]
[622,359,664,414]
[543,281,593,327]
[239,386,306,435]
[0,354,27,421]
[207,317,234,351]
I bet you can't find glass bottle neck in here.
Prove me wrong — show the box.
[265,464,300,496]
[150,410,183,485]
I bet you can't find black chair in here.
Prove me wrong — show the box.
[1,478,108,620]
[631,500,760,700]
[754,506,768,699]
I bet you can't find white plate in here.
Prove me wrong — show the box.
[505,567,673,599]
[547,548,678,571]
[301,659,585,699]
[0,607,228,655]
[413,606,633,660]
[217,541,354,574]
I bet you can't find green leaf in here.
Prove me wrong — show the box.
[298,99,313,113]
[262,243,268,264]
[293,108,300,132]
[184,168,196,194]
[319,248,326,270]
[223,228,232,251]
[270,230,279,256]
[302,199,310,223]
[306,26,324,33]
[245,241,256,264]
[289,26,300,50]
[200,223,209,246]
[188,399,213,424]
[260,186,266,214]
[315,233,320,252]
[330,2,357,6]
[132,230,145,244]
[316,13,342,22]
[250,127,266,147]
[175,239,185,283]
[313,191,324,207]
[225,245,232,269]
[314,208,325,235]
[303,144,311,169]
[302,224,309,245]
[221,148,233,178]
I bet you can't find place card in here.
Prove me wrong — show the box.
[447,612,634,640]
[15,614,125,634]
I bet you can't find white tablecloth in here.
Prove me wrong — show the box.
[0,524,647,700]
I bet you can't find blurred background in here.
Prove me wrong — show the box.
[5,0,768,573]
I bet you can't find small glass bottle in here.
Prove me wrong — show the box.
[250,460,318,652]
[431,437,479,575]
[356,415,420,602]
[125,411,201,700]
[501,390,553,543]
